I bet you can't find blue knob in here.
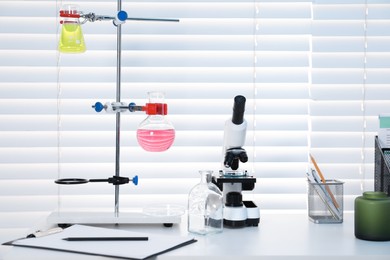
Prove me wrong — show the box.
[128,102,136,112]
[117,11,128,21]
[132,175,138,186]
[93,102,104,112]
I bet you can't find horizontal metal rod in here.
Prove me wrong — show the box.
[126,17,179,22]
[81,13,179,23]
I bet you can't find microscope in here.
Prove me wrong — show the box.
[213,95,260,228]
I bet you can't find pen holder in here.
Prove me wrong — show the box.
[308,180,344,224]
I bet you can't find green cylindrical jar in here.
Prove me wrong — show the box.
[354,191,390,241]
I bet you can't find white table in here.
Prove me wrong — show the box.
[1,211,390,260]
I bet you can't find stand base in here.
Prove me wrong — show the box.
[47,211,181,226]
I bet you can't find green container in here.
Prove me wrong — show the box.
[354,191,390,241]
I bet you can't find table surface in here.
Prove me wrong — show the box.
[1,211,390,260]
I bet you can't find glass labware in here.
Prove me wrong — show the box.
[188,170,223,235]
[58,4,86,53]
[137,92,175,152]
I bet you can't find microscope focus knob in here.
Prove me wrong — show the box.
[225,192,243,207]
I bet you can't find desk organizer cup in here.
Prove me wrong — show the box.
[308,180,344,223]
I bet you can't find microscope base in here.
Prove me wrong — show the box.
[223,200,260,228]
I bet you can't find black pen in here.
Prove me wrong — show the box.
[63,237,149,241]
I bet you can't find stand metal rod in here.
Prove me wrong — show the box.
[114,0,123,218]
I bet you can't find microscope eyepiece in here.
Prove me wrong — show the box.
[232,95,246,125]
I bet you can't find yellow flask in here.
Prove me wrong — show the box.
[59,22,86,53]
[58,4,86,54]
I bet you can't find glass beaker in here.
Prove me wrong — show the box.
[136,92,175,152]
[188,170,223,235]
[58,4,86,54]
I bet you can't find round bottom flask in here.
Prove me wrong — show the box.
[136,92,175,152]
[188,170,223,235]
[137,116,175,152]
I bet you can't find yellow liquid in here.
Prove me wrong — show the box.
[59,23,86,53]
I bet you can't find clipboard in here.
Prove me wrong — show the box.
[3,225,197,260]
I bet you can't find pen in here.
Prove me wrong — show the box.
[63,237,149,241]
[27,227,63,238]
[310,154,340,209]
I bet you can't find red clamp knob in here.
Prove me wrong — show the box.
[59,10,81,18]
[143,103,168,115]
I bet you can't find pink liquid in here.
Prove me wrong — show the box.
[137,129,175,152]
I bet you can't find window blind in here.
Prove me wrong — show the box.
[1,0,390,231]
[311,0,390,211]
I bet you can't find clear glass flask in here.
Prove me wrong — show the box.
[188,170,223,235]
[58,4,86,54]
[136,92,175,152]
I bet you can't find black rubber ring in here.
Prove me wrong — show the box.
[55,178,89,185]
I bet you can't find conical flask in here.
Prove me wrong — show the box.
[136,92,175,152]
[58,5,86,54]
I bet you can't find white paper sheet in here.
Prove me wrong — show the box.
[5,225,196,260]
